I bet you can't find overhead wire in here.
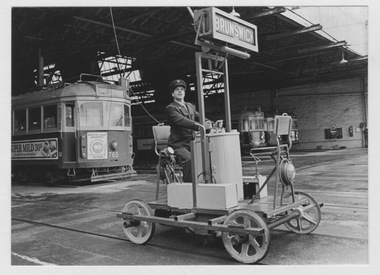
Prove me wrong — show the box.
[109,7,162,125]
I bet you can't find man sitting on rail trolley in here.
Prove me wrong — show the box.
[165,79,211,182]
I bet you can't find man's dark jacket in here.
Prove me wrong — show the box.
[165,101,200,150]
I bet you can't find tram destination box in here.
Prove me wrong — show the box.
[167,183,238,209]
[193,7,258,52]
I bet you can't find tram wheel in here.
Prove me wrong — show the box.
[284,191,321,234]
[13,169,28,183]
[120,199,155,244]
[222,210,271,264]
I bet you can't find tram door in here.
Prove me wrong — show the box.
[62,102,77,162]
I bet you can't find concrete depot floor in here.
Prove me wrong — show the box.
[9,148,378,272]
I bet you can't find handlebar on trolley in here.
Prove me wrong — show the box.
[195,123,207,143]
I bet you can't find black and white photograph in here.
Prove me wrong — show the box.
[4,0,379,274]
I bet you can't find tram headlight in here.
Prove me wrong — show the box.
[279,159,296,186]
[111,140,118,150]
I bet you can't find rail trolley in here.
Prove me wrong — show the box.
[11,74,135,183]
[117,52,322,264]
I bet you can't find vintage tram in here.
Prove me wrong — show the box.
[239,108,266,154]
[239,108,299,153]
[11,75,135,184]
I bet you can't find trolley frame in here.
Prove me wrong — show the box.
[117,52,322,264]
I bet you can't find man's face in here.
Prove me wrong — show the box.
[172,86,185,100]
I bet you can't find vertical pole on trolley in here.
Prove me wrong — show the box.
[273,122,281,210]
[190,140,197,208]
[196,52,205,124]
[273,148,280,210]
[223,57,232,132]
[195,52,211,183]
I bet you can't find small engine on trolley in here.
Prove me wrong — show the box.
[11,74,135,184]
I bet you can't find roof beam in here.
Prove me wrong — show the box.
[266,24,323,40]
[120,7,168,23]
[250,61,279,71]
[73,16,198,50]
[298,41,347,54]
[248,7,287,20]
[265,51,334,64]
[73,16,153,37]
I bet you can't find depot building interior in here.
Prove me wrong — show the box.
[12,6,368,155]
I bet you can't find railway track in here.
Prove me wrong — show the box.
[12,192,368,246]
[11,190,368,265]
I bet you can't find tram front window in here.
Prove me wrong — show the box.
[267,120,274,130]
[105,102,124,126]
[79,102,103,127]
[258,119,264,130]
[249,120,253,130]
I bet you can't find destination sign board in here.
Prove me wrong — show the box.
[96,87,125,98]
[195,7,258,52]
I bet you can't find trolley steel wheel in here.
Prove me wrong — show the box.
[284,191,321,234]
[120,199,155,244]
[222,209,271,264]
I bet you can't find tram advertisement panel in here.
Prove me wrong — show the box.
[11,138,58,160]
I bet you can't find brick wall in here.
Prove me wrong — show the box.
[276,78,366,149]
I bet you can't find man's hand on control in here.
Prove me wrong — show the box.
[204,120,213,130]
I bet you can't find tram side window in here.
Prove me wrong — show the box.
[124,104,131,127]
[267,119,274,130]
[258,118,264,130]
[79,102,103,127]
[249,119,254,130]
[14,109,26,133]
[44,105,57,129]
[291,120,298,130]
[66,104,75,127]
[28,107,41,131]
[242,119,248,131]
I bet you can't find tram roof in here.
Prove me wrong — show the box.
[12,81,128,106]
